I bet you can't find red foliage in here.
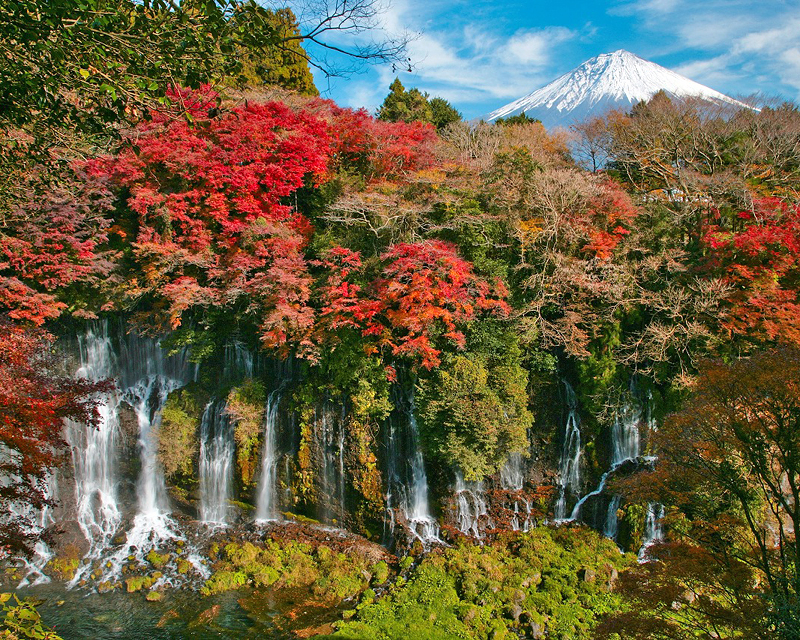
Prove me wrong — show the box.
[309,100,438,181]
[581,178,637,260]
[0,321,111,556]
[701,197,800,345]
[318,241,510,369]
[85,95,330,349]
[0,177,114,324]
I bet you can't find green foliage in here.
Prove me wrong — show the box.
[417,322,532,480]
[157,385,207,485]
[376,78,433,124]
[0,593,61,640]
[329,527,630,640]
[226,378,267,490]
[429,97,462,131]
[494,112,541,126]
[231,9,318,95]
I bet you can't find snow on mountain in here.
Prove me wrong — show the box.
[485,50,754,129]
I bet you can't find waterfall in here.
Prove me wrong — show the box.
[603,495,622,540]
[338,404,347,521]
[569,399,642,523]
[569,469,611,520]
[554,381,582,521]
[638,503,665,561]
[601,389,643,534]
[198,400,234,525]
[500,452,532,532]
[255,389,282,521]
[454,473,491,538]
[500,452,524,491]
[66,326,121,556]
[385,389,439,544]
[405,402,439,542]
[611,401,641,466]
[12,473,57,587]
[223,341,255,379]
[68,321,193,585]
[313,402,337,523]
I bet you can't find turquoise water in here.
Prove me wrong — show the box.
[20,585,292,639]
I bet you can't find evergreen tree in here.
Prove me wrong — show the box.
[495,111,541,126]
[429,97,462,130]
[233,9,318,96]
[376,78,433,123]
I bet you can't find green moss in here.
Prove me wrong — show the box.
[372,561,389,585]
[227,378,267,490]
[47,556,80,582]
[125,575,157,593]
[283,512,320,524]
[200,538,389,603]
[330,527,632,640]
[158,385,207,486]
[145,590,163,602]
[146,550,169,568]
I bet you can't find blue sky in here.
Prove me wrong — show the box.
[295,0,800,119]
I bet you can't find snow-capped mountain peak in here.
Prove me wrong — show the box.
[486,50,753,128]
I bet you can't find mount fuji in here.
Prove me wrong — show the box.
[485,50,754,128]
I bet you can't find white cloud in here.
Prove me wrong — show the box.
[319,1,582,115]
[617,0,800,99]
[503,27,575,65]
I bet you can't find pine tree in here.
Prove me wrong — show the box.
[376,78,433,123]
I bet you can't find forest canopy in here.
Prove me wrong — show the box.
[2,6,800,636]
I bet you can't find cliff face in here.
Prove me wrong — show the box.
[44,321,659,568]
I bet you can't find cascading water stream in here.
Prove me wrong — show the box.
[66,326,121,560]
[405,401,440,543]
[599,390,644,533]
[384,388,440,544]
[313,402,338,523]
[571,399,642,523]
[454,473,491,538]
[198,400,234,525]
[638,502,665,561]
[11,473,57,587]
[500,453,532,531]
[68,322,195,586]
[611,401,641,466]
[603,495,622,540]
[554,381,582,521]
[255,389,282,522]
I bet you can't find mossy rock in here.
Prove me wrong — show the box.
[146,550,170,568]
[158,384,208,486]
[125,575,157,593]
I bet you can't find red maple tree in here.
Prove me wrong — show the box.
[702,197,800,346]
[0,322,111,556]
[318,241,510,369]
[85,90,330,350]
